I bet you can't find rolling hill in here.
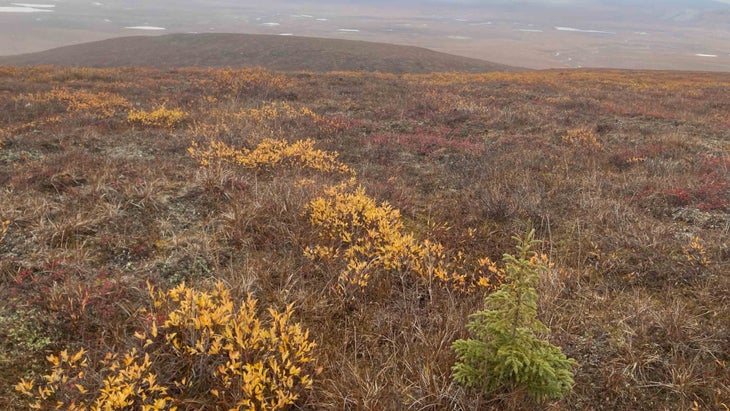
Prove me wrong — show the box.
[0,33,520,73]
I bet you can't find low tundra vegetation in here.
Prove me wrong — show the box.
[0,65,728,409]
[16,281,316,410]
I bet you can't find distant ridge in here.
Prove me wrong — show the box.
[0,33,521,73]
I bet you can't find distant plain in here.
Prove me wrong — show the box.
[1,0,729,71]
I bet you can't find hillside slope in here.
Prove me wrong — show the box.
[0,33,520,73]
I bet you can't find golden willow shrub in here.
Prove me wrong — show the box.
[15,348,172,411]
[128,106,189,128]
[16,282,316,411]
[21,87,131,118]
[305,181,498,294]
[188,138,354,175]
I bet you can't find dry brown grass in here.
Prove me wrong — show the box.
[0,65,728,409]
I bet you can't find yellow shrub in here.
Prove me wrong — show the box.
[305,182,495,294]
[305,183,418,289]
[15,348,173,411]
[128,106,189,128]
[146,282,316,409]
[235,101,341,135]
[240,101,315,124]
[16,282,316,410]
[188,138,354,175]
[22,87,131,118]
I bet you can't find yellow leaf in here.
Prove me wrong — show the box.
[70,348,86,364]
[47,354,60,367]
[14,378,34,395]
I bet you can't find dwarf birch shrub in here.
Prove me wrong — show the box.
[16,281,316,410]
[452,229,577,403]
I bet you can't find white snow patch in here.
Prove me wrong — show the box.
[316,18,328,21]
[260,22,280,26]
[103,18,111,22]
[11,3,55,7]
[125,26,166,30]
[279,33,293,36]
[337,28,359,32]
[555,26,614,34]
[695,53,718,57]
[0,6,52,12]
